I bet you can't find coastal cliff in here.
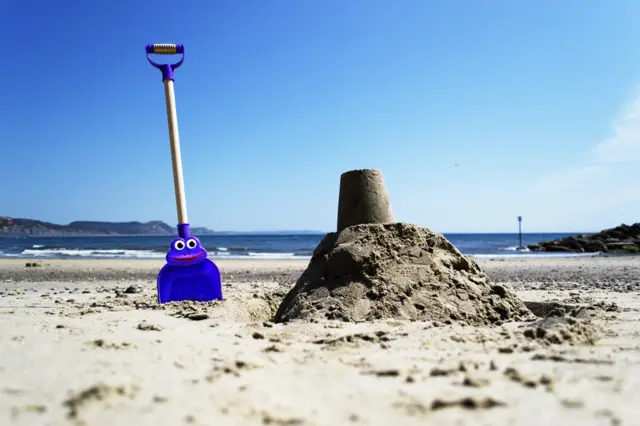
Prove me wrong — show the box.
[0,216,189,236]
[528,223,640,254]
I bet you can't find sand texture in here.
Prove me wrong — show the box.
[275,223,532,324]
[1,256,639,425]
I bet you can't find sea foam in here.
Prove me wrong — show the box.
[18,248,310,260]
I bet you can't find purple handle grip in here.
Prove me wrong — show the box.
[145,44,185,81]
[177,223,191,239]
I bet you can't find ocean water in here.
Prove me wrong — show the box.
[0,232,600,260]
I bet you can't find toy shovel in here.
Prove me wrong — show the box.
[145,43,223,303]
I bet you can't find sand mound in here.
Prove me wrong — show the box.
[87,290,284,323]
[275,223,532,325]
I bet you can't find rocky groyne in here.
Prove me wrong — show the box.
[528,223,640,254]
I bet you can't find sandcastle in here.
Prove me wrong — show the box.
[275,169,532,324]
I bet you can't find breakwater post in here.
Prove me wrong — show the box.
[517,216,524,250]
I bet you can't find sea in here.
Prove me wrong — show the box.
[0,232,600,260]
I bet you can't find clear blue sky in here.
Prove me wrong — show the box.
[2,0,640,233]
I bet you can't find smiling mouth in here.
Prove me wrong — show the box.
[172,253,204,262]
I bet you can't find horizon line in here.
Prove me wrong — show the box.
[0,215,611,235]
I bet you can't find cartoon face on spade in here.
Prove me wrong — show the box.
[165,236,207,267]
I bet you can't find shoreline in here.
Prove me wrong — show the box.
[2,232,623,261]
[2,255,639,289]
[1,251,633,263]
[1,254,638,268]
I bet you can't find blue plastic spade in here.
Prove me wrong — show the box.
[157,224,222,303]
[145,43,223,303]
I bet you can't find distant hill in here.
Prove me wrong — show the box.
[66,220,175,235]
[0,216,324,237]
[0,217,178,236]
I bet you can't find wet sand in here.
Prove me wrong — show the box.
[1,256,639,425]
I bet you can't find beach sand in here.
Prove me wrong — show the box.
[1,256,639,425]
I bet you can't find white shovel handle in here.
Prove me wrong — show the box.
[163,79,188,224]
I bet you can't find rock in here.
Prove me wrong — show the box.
[583,240,607,253]
[543,245,575,253]
[187,313,209,321]
[274,223,532,325]
[562,236,583,251]
[615,245,640,254]
[606,242,635,250]
[527,223,640,254]
[137,322,163,331]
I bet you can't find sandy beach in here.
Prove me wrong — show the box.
[1,256,639,425]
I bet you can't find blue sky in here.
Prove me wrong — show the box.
[2,0,640,233]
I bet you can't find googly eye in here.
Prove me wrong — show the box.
[186,238,197,249]
[173,240,185,251]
